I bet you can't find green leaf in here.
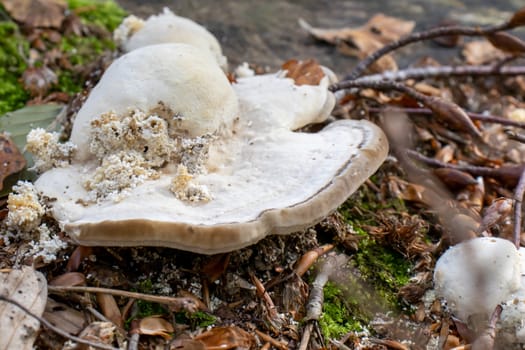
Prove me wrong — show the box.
[0,104,64,195]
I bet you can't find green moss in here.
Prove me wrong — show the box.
[67,0,127,32]
[318,186,414,340]
[353,232,411,308]
[0,1,126,116]
[175,311,217,329]
[0,21,30,115]
[319,281,367,339]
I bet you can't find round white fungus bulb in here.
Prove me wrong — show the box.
[433,237,521,320]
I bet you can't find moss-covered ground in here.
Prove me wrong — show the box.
[0,0,126,115]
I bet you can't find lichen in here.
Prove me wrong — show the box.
[26,128,76,173]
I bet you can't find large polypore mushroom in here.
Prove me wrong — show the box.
[33,43,388,254]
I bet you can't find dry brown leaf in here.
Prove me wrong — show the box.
[509,6,525,28]
[200,253,230,282]
[49,272,86,287]
[462,40,506,65]
[96,293,123,329]
[75,321,116,349]
[433,168,477,191]
[0,267,47,350]
[21,66,58,98]
[486,31,525,54]
[43,298,86,335]
[194,326,254,349]
[300,14,414,73]
[281,59,325,86]
[0,133,26,191]
[136,316,174,339]
[0,0,67,28]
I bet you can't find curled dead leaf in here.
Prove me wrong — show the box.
[423,96,482,138]
[509,7,525,28]
[21,66,58,98]
[0,133,26,191]
[282,59,325,86]
[486,31,525,55]
[0,0,67,28]
[299,13,414,73]
[194,326,254,350]
[433,168,477,191]
[96,293,123,329]
[134,316,174,340]
[462,40,506,65]
[49,272,86,287]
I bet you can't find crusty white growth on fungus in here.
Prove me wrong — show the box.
[114,8,227,69]
[26,128,76,173]
[33,43,388,254]
[6,181,44,233]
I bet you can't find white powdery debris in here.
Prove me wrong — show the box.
[28,224,67,263]
[6,181,44,234]
[170,164,211,203]
[113,15,145,47]
[89,109,175,168]
[84,151,159,203]
[26,128,76,173]
[234,62,255,78]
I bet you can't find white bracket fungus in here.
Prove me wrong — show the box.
[32,42,388,254]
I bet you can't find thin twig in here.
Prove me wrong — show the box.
[48,285,204,312]
[368,106,525,129]
[345,20,514,80]
[512,167,525,248]
[470,305,503,349]
[298,322,314,350]
[347,64,525,85]
[0,295,119,350]
[406,149,524,186]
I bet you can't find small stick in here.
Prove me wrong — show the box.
[48,285,204,312]
[470,305,503,349]
[368,106,525,129]
[346,64,525,85]
[254,329,288,350]
[513,167,525,248]
[0,295,119,350]
[298,322,314,350]
[345,19,515,80]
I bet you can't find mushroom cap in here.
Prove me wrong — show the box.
[34,44,389,254]
[70,44,238,162]
[433,237,521,320]
[116,8,227,69]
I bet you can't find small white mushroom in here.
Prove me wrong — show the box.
[433,237,522,320]
[33,43,388,254]
[114,8,227,69]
